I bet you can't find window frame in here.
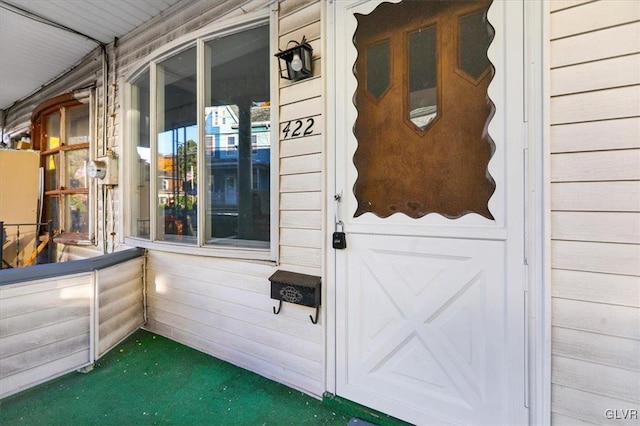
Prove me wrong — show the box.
[122,10,279,262]
[32,92,95,245]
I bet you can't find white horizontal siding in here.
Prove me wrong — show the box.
[96,258,145,357]
[552,269,640,307]
[552,327,640,371]
[0,274,92,399]
[550,54,640,96]
[552,384,640,425]
[550,86,640,125]
[549,1,640,423]
[550,22,640,68]
[550,117,640,153]
[552,355,640,402]
[550,150,640,182]
[551,212,640,244]
[550,1,640,40]
[144,250,324,396]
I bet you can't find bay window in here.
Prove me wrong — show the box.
[127,22,272,254]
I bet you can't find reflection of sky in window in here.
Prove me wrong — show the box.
[137,147,151,163]
[158,125,198,154]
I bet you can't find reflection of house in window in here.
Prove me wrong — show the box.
[204,104,271,239]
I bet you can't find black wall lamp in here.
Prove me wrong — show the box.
[275,37,313,81]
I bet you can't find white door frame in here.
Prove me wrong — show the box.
[323,0,550,424]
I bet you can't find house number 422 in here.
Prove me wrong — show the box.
[282,117,315,139]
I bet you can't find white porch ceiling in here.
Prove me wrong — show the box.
[0,0,182,111]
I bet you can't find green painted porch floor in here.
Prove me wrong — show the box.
[0,329,352,425]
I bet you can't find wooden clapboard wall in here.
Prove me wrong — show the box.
[0,274,93,399]
[278,1,323,276]
[549,1,640,424]
[96,257,145,357]
[120,0,327,397]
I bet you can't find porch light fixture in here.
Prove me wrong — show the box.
[274,37,313,81]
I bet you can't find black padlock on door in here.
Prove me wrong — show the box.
[333,221,346,249]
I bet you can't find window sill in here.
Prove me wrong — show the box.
[52,233,93,246]
[124,237,274,263]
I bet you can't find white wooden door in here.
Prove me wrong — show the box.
[332,1,528,424]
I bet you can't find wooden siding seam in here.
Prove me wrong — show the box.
[549,380,640,405]
[549,0,598,15]
[0,307,91,336]
[550,178,640,184]
[551,146,640,155]
[550,238,640,247]
[550,19,640,42]
[147,256,274,279]
[146,289,322,341]
[550,411,598,425]
[549,50,640,72]
[279,23,320,41]
[552,266,640,278]
[550,51,640,71]
[277,0,319,21]
[2,345,90,379]
[551,293,640,309]
[146,308,322,378]
[551,114,640,127]
[550,348,640,373]
[550,82,640,98]
[550,321,640,340]
[279,94,322,108]
[146,299,322,351]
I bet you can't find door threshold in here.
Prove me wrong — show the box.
[322,393,411,426]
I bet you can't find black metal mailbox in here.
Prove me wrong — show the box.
[269,270,321,323]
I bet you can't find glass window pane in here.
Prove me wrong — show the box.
[64,194,88,234]
[45,154,59,191]
[66,104,90,145]
[459,10,492,80]
[46,113,60,150]
[65,148,88,189]
[367,40,390,99]
[156,47,198,244]
[45,196,60,232]
[131,70,151,239]
[408,26,437,130]
[204,25,270,247]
